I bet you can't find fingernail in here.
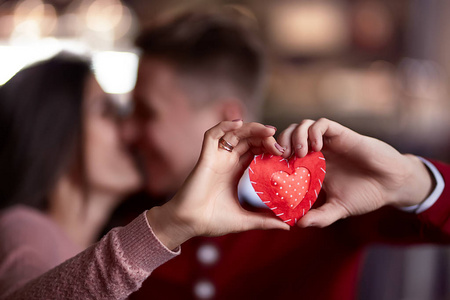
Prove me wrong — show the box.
[265,125,277,131]
[295,145,303,156]
[232,119,242,122]
[275,143,285,153]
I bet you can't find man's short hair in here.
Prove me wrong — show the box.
[135,8,266,118]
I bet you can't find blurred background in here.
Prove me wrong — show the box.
[1,0,449,299]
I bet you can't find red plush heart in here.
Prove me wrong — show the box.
[249,152,326,226]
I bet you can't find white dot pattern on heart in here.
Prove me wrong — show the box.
[270,167,311,210]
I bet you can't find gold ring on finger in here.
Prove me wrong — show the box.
[218,137,234,152]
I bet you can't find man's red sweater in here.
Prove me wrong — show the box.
[131,159,450,299]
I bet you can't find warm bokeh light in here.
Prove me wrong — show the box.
[92,51,139,95]
[0,0,137,95]
[0,39,66,85]
[11,0,58,40]
[267,2,349,56]
[86,0,123,32]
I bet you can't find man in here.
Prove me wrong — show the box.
[122,9,450,300]
[126,10,265,199]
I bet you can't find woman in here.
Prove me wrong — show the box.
[0,53,288,299]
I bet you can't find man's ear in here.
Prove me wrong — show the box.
[218,99,246,121]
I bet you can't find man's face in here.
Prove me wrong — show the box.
[130,57,221,196]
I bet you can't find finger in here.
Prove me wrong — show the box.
[277,123,298,158]
[308,118,351,153]
[236,122,276,137]
[261,136,284,155]
[236,137,283,174]
[202,120,243,154]
[291,119,315,158]
[222,123,282,156]
[221,122,276,147]
[234,135,283,157]
[307,118,335,152]
[241,211,291,231]
[296,201,349,228]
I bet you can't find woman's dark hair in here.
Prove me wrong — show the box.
[0,53,92,210]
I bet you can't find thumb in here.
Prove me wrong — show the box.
[297,201,349,228]
[242,211,291,231]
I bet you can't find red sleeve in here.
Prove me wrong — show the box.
[417,159,450,240]
[342,159,450,246]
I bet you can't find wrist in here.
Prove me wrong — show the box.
[391,154,435,208]
[146,203,195,250]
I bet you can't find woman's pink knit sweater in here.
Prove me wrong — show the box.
[0,205,179,299]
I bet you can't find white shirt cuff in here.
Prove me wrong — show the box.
[400,157,445,214]
[238,168,269,208]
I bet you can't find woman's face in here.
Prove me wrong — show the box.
[83,75,141,196]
